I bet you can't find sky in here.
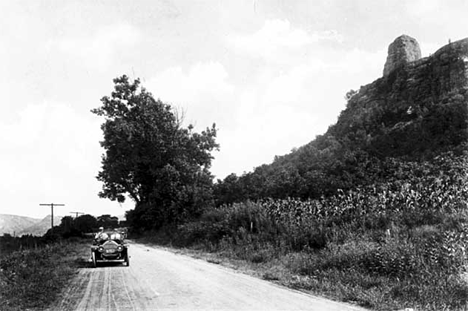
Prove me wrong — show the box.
[1,0,468,219]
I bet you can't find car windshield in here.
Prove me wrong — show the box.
[101,231,123,241]
[109,232,122,240]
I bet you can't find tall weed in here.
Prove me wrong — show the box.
[158,151,468,309]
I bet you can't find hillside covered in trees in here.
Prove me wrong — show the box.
[163,35,468,310]
[214,35,468,205]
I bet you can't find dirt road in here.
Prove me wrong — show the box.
[52,242,366,310]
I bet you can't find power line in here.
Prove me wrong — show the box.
[39,203,65,230]
[70,211,85,218]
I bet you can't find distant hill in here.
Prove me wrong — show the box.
[18,215,64,237]
[0,214,64,237]
[0,214,40,236]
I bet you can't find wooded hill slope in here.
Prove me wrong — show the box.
[214,35,468,205]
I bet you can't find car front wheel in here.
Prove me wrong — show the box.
[125,252,130,267]
[92,251,97,268]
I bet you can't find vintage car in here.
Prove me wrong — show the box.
[91,230,129,267]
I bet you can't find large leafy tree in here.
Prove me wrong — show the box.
[92,75,219,229]
[74,214,98,233]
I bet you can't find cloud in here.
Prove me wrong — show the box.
[211,90,322,179]
[405,0,440,17]
[210,45,385,179]
[0,101,132,218]
[402,0,468,45]
[262,59,325,107]
[146,62,235,129]
[0,102,96,189]
[228,19,343,62]
[261,46,385,109]
[52,23,142,71]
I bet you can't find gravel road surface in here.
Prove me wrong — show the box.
[52,241,366,311]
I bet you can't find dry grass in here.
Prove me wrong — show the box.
[0,239,89,311]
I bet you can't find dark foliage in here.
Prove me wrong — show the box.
[158,149,468,310]
[0,234,49,258]
[92,75,219,230]
[214,88,468,206]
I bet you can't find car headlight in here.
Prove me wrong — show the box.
[98,247,104,252]
[117,246,123,251]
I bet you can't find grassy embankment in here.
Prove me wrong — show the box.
[143,152,468,311]
[0,237,89,311]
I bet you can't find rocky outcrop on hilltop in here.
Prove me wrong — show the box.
[383,35,421,76]
[334,35,468,157]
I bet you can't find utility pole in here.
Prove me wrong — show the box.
[70,211,84,218]
[39,203,65,231]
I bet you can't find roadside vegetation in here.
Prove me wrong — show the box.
[0,238,89,311]
[0,234,52,258]
[144,150,468,310]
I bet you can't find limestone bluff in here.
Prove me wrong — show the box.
[383,34,421,77]
[211,35,468,205]
[332,35,468,158]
